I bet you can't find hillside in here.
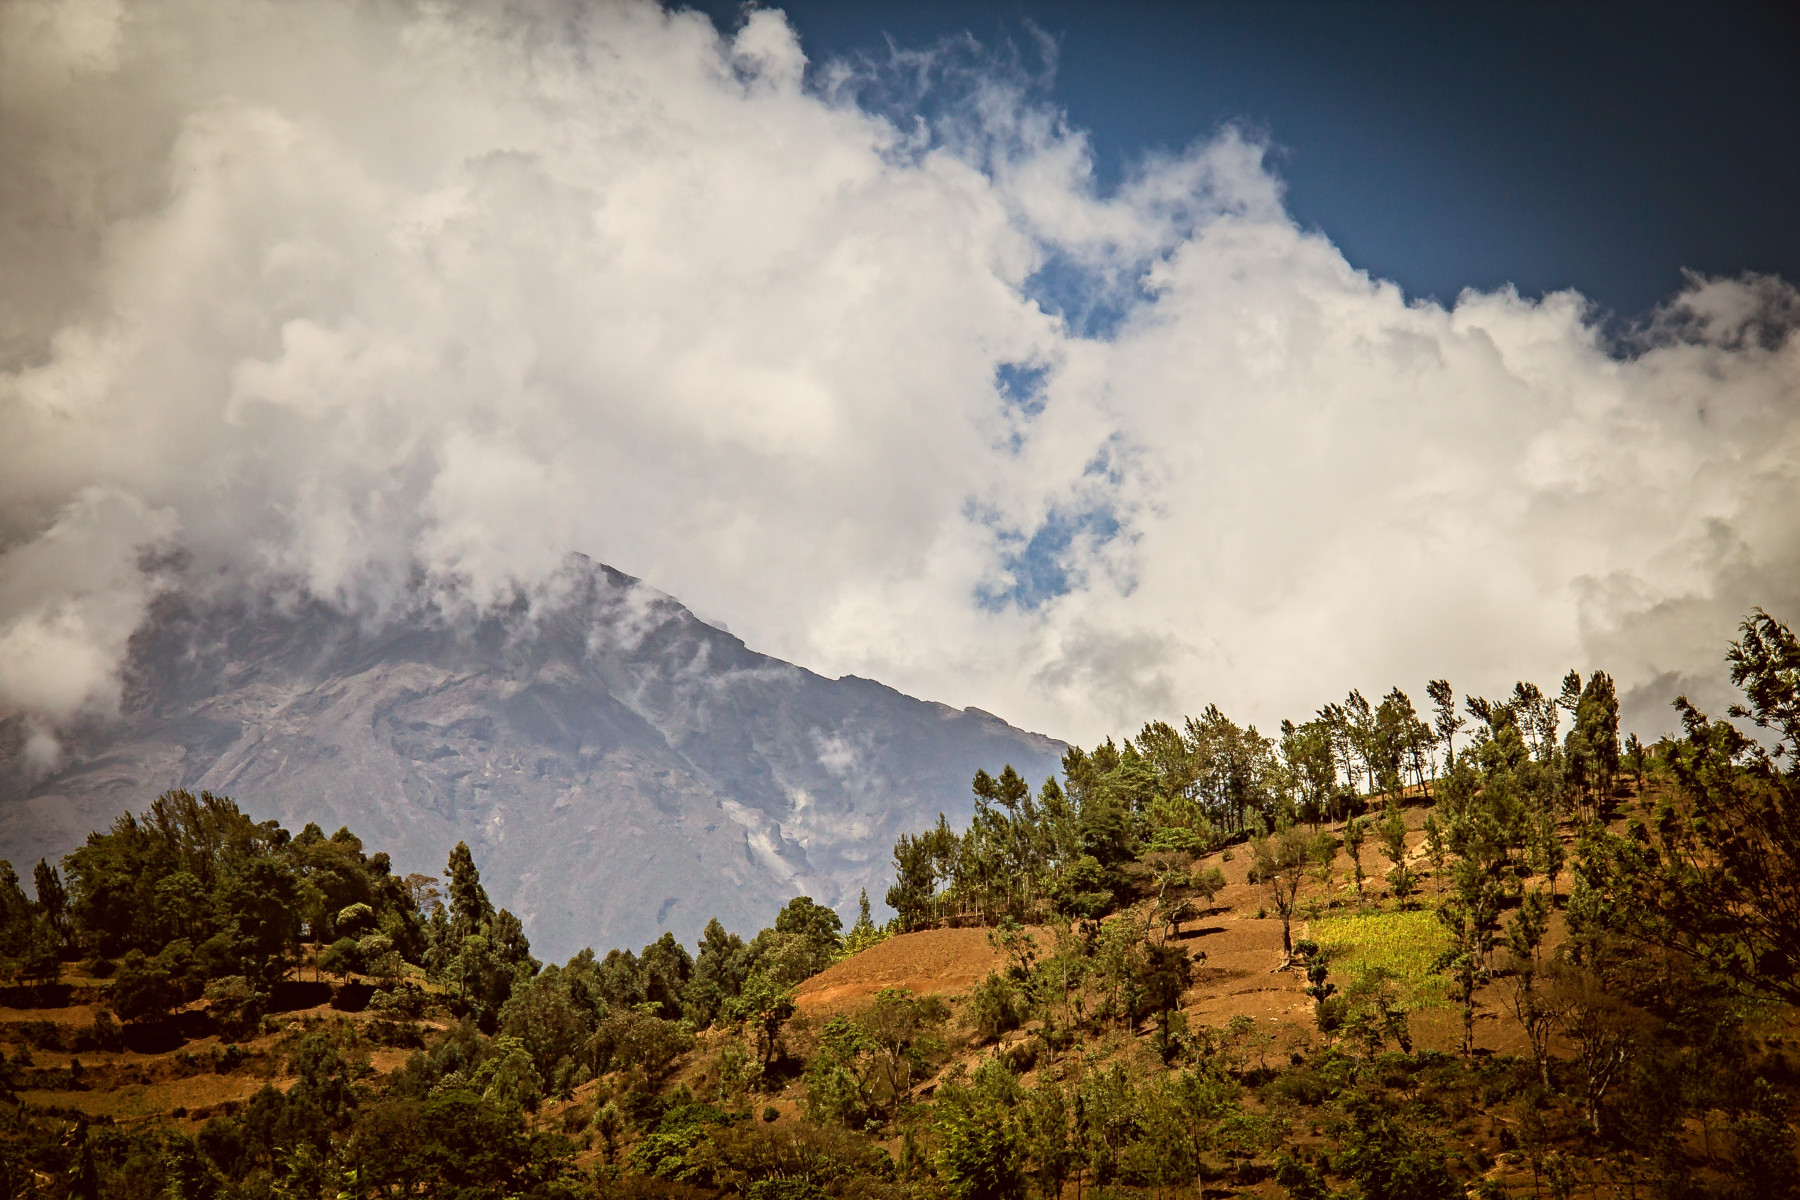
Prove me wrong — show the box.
[792,800,1550,1055]
[7,776,1790,1200]
[0,554,1064,957]
[0,608,1795,1200]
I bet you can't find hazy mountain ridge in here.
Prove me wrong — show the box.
[0,557,1065,958]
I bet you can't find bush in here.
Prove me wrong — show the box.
[1262,1067,1330,1108]
[628,1102,733,1182]
[110,943,198,1023]
[936,1093,1027,1200]
[368,983,428,1020]
[1337,1105,1462,1200]
[589,1009,694,1080]
[1001,1037,1039,1075]
[1051,857,1116,919]
[368,1020,425,1049]
[967,972,1024,1043]
[319,937,364,977]
[1146,825,1212,855]
[15,1020,69,1052]
[335,903,376,937]
[89,1009,123,1051]
[747,1182,830,1200]
[204,976,265,1040]
[1273,1153,1331,1200]
[686,1120,894,1196]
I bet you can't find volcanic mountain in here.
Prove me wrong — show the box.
[0,557,1065,959]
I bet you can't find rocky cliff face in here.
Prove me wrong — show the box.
[0,557,1065,959]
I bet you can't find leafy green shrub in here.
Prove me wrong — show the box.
[967,971,1024,1043]
[688,1119,894,1196]
[14,1020,70,1051]
[1262,1066,1330,1108]
[319,937,364,977]
[368,1020,425,1049]
[1051,856,1115,919]
[589,1008,695,1080]
[214,1042,249,1073]
[110,942,198,1023]
[1146,824,1211,854]
[746,1181,830,1200]
[1001,1037,1040,1075]
[936,1095,1027,1199]
[335,902,375,937]
[204,975,264,1039]
[628,1101,733,1182]
[368,982,427,1020]
[1337,1104,1462,1200]
[1273,1152,1331,1200]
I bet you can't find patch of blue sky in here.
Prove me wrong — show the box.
[994,362,1049,418]
[1022,252,1142,341]
[974,505,1122,612]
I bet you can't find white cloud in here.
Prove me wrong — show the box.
[1,0,1795,755]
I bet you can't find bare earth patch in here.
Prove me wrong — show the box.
[796,928,1004,1016]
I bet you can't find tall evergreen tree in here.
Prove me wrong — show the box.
[445,842,493,941]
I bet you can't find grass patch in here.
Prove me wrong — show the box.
[1312,907,1451,1010]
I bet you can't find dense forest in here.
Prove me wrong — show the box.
[0,609,1795,1198]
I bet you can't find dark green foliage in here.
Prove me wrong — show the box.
[1727,1079,1800,1199]
[57,790,424,1010]
[639,932,696,1019]
[500,963,593,1082]
[746,1179,830,1200]
[774,896,842,953]
[428,844,538,1031]
[590,1006,695,1079]
[807,987,947,1128]
[406,1089,537,1193]
[935,1059,1029,1200]
[1564,670,1622,808]
[1135,942,1191,1022]
[319,935,364,977]
[1578,610,1800,1004]
[1273,1152,1331,1200]
[1336,1104,1462,1200]
[1050,855,1116,918]
[629,1101,732,1181]
[966,970,1024,1043]
[0,860,56,986]
[723,972,796,1067]
[446,839,495,939]
[686,1119,895,1196]
[685,917,750,1026]
[886,831,938,932]
[109,942,198,1024]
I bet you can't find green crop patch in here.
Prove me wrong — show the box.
[1312,908,1453,1009]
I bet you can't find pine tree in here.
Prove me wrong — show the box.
[445,842,493,941]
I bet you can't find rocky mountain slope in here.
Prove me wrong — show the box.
[0,557,1064,959]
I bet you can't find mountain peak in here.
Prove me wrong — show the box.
[0,562,1065,958]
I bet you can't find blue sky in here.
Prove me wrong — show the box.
[692,1,1800,321]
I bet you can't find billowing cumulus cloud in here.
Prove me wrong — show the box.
[2,0,1796,759]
